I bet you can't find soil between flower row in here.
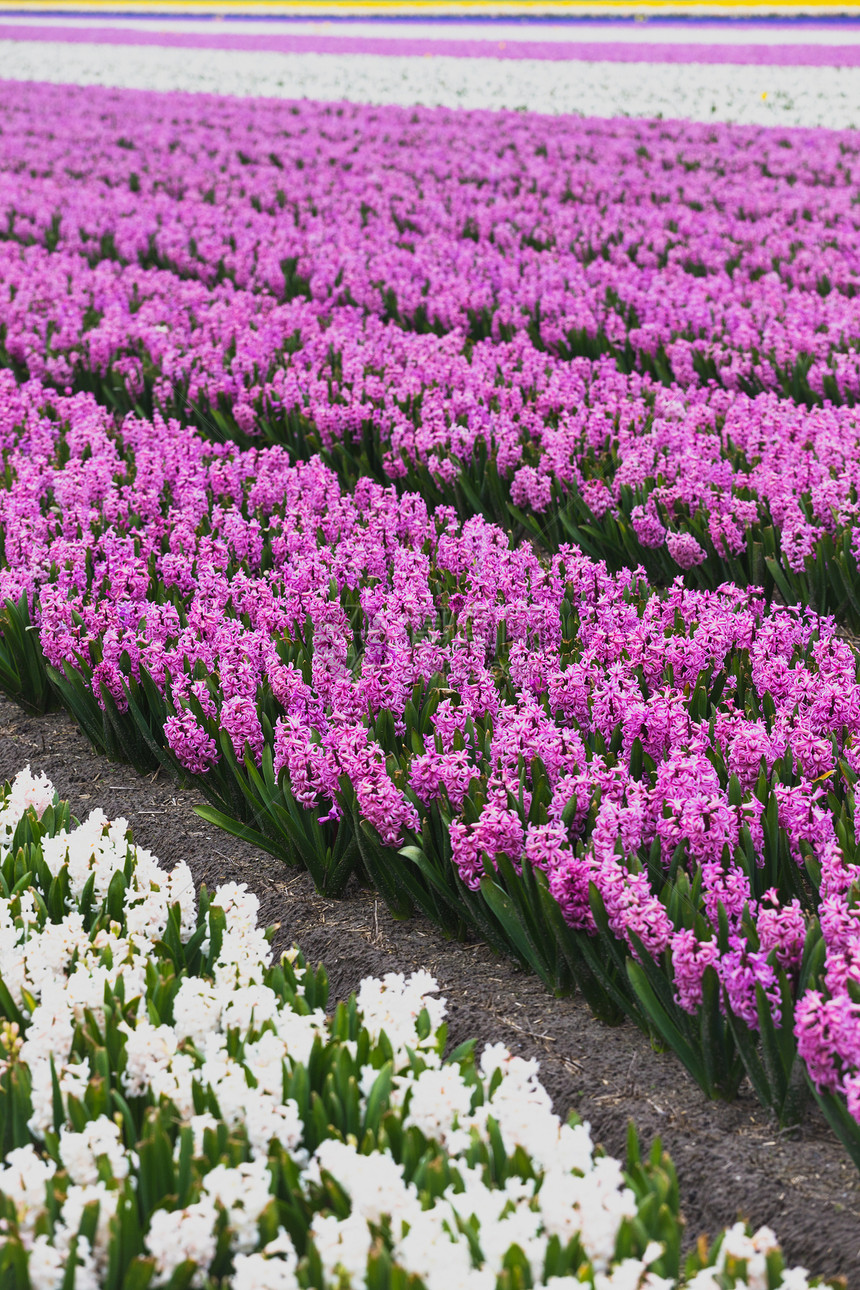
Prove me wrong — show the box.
[0,693,856,1283]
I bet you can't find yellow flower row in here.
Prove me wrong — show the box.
[0,0,854,11]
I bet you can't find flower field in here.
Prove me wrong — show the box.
[0,20,859,1287]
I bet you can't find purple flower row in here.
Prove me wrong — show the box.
[0,370,858,1133]
[2,238,860,621]
[4,21,860,67]
[0,82,858,409]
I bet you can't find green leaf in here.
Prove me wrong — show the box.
[193,804,279,858]
[478,873,535,971]
[627,959,706,1094]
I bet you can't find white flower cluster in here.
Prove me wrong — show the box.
[0,765,55,828]
[1,39,858,130]
[305,1112,641,1290]
[0,770,834,1289]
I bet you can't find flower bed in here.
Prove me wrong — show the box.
[0,374,858,1159]
[2,85,858,391]
[2,240,860,620]
[0,769,840,1289]
[2,91,860,621]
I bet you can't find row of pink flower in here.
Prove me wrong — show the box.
[1,239,859,598]
[1,82,859,407]
[0,370,857,1119]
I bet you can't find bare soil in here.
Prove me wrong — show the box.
[1,693,858,1283]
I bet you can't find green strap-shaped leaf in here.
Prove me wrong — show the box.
[627,959,707,1095]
